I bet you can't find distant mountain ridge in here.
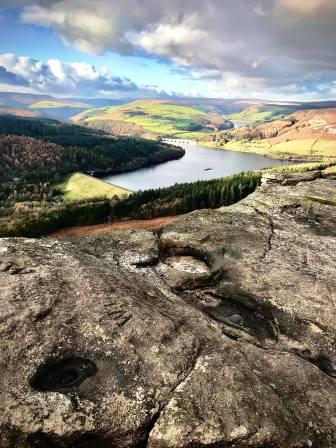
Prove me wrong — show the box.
[0,92,131,121]
[72,99,235,139]
[1,92,336,139]
[2,91,336,117]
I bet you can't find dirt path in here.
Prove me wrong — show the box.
[47,216,179,238]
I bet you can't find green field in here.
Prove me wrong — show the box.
[264,139,335,158]
[73,100,218,138]
[203,138,336,159]
[228,105,296,124]
[59,172,131,202]
[312,140,336,157]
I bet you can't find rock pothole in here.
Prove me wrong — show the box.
[156,255,221,290]
[164,256,210,275]
[180,290,278,342]
[29,357,97,392]
[292,350,336,379]
[205,301,277,341]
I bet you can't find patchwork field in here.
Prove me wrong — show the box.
[59,172,131,202]
[73,100,232,138]
[205,108,336,159]
[227,104,298,123]
[204,138,336,160]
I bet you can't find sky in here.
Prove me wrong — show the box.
[0,0,336,101]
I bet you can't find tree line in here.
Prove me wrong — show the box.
[0,171,262,237]
[0,115,185,234]
[0,115,185,180]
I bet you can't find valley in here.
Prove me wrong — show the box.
[0,115,183,236]
[73,99,234,139]
[203,107,336,160]
[0,94,335,239]
[2,2,336,446]
[1,93,335,162]
[103,139,296,191]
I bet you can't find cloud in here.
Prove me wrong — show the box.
[0,65,29,86]
[208,73,336,101]
[127,17,208,67]
[0,53,164,97]
[278,0,336,16]
[3,0,336,99]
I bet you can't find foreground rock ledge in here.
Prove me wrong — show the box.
[1,170,336,448]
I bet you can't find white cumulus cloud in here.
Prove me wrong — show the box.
[2,0,336,99]
[0,53,164,97]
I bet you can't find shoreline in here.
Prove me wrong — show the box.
[200,140,334,163]
[90,146,185,179]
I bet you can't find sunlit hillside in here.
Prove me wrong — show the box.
[73,99,233,138]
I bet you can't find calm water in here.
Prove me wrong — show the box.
[103,140,294,191]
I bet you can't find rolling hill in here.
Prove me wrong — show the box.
[227,104,299,123]
[0,106,40,118]
[0,114,185,176]
[0,114,185,236]
[0,92,130,121]
[2,91,336,141]
[27,100,90,120]
[29,100,90,109]
[73,99,234,138]
[204,108,336,160]
[225,100,336,124]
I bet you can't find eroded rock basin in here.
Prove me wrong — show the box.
[164,256,209,275]
[1,169,336,447]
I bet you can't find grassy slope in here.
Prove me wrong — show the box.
[228,105,296,123]
[203,139,336,159]
[59,172,131,201]
[73,100,215,139]
[208,107,336,159]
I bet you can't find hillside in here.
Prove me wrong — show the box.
[225,101,336,124]
[0,93,89,120]
[0,135,66,180]
[0,92,129,121]
[204,108,336,160]
[227,103,300,123]
[60,172,131,201]
[0,115,184,175]
[29,100,90,109]
[79,119,152,138]
[27,100,90,120]
[72,99,234,138]
[0,115,184,235]
[0,106,40,118]
[0,92,54,108]
[2,91,336,130]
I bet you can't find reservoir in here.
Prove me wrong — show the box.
[103,140,295,191]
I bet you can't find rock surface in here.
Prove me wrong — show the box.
[0,170,336,447]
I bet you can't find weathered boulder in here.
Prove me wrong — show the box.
[0,170,336,447]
